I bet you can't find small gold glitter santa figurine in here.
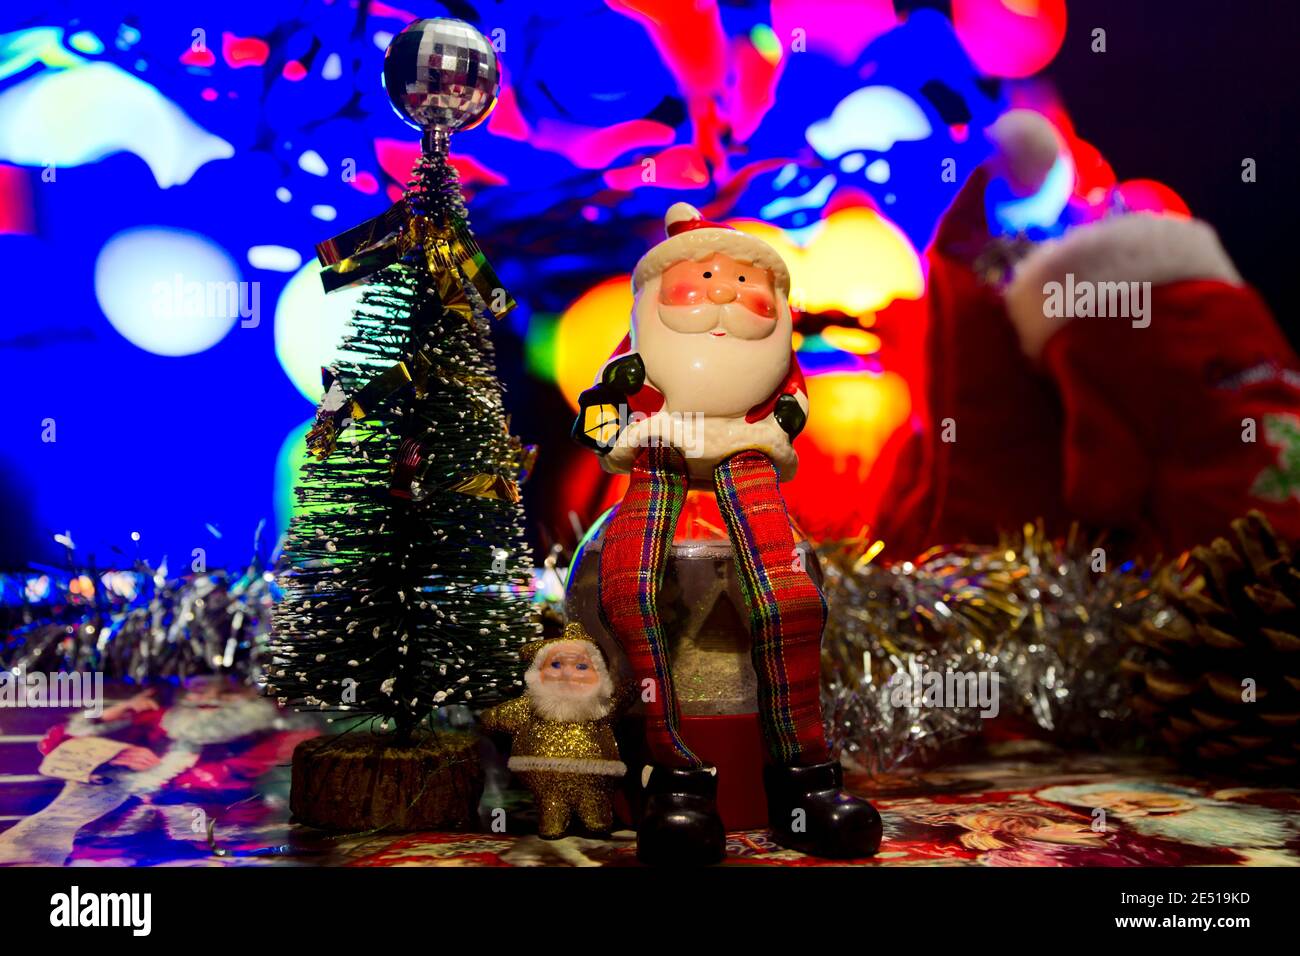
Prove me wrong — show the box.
[479,625,627,839]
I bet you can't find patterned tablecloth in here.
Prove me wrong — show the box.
[1,690,1296,867]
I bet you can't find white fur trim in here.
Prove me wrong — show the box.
[1004,214,1242,359]
[509,755,627,776]
[601,410,798,485]
[633,204,791,295]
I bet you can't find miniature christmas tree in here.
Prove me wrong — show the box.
[266,18,538,829]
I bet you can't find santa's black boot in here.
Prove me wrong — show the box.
[636,765,726,866]
[764,761,882,859]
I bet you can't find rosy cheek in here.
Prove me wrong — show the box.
[739,288,775,318]
[662,282,704,306]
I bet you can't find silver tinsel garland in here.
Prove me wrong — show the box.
[4,519,1154,772]
[821,523,1155,776]
[1,558,277,684]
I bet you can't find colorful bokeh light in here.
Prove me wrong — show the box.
[273,262,369,402]
[93,226,244,356]
[951,0,1068,78]
[1,0,1165,561]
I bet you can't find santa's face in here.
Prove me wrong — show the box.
[537,645,599,688]
[181,676,239,709]
[658,255,778,337]
[634,254,792,417]
[525,641,613,722]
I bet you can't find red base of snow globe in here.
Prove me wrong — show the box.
[570,491,821,833]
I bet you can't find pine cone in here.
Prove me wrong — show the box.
[1127,510,1300,776]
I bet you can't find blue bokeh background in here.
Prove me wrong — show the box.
[0,0,1294,571]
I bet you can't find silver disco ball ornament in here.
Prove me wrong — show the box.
[382,18,499,133]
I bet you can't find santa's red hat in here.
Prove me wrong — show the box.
[519,622,610,670]
[632,202,791,296]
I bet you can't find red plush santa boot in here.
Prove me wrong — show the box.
[1004,212,1300,555]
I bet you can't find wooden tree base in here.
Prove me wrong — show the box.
[290,731,483,833]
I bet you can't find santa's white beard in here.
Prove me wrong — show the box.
[160,696,283,746]
[634,291,792,417]
[524,668,614,723]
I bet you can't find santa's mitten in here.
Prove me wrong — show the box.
[1005,212,1300,555]
[773,393,806,438]
[873,110,1069,557]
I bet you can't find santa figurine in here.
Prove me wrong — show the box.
[479,626,627,839]
[572,202,882,865]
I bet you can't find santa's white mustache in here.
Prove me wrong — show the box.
[656,301,777,340]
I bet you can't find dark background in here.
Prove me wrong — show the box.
[900,0,1299,340]
[1038,0,1296,339]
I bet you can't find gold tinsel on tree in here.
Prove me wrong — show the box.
[1127,511,1300,776]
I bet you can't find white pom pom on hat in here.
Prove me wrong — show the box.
[987,109,1063,197]
[632,201,791,296]
[664,201,704,233]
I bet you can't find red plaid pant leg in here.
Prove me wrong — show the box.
[714,450,831,766]
[597,444,701,768]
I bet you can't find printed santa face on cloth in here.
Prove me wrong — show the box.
[524,638,615,723]
[632,206,794,418]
